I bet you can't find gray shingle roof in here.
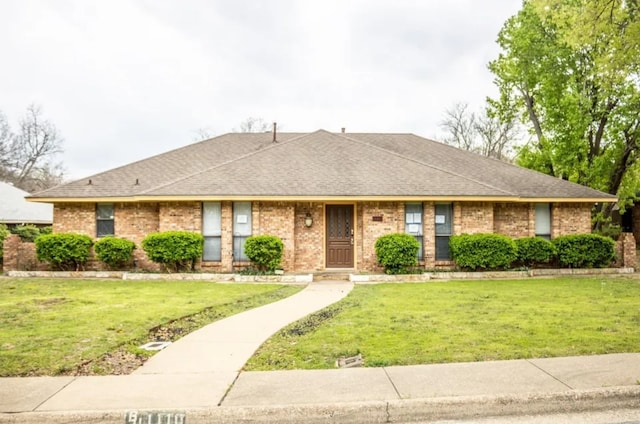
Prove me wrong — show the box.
[29,130,615,201]
[0,182,53,223]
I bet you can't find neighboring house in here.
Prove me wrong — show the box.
[0,182,53,227]
[27,130,616,272]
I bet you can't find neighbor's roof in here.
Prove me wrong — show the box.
[28,130,616,203]
[0,182,53,224]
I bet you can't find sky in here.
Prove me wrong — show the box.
[0,0,523,180]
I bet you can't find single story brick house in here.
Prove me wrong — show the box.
[27,129,616,272]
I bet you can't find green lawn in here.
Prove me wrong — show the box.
[0,278,302,376]
[245,277,640,370]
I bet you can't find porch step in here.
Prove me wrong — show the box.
[313,271,352,281]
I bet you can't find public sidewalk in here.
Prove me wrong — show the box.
[1,278,639,423]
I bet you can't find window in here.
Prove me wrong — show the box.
[202,202,222,261]
[233,202,252,262]
[96,203,114,237]
[535,203,551,239]
[435,203,453,261]
[405,203,423,259]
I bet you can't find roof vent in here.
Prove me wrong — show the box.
[341,127,346,133]
[272,122,277,142]
[134,178,140,185]
[87,179,92,185]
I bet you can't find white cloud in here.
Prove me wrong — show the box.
[0,0,522,179]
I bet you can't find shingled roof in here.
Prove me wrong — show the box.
[29,130,615,202]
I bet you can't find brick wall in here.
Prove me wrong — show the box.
[159,202,201,232]
[53,203,96,235]
[552,203,592,236]
[115,203,159,270]
[11,199,597,274]
[293,202,324,271]
[253,201,295,270]
[2,234,48,272]
[359,202,403,271]
[456,202,494,234]
[493,203,532,237]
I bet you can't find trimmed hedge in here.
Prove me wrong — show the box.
[450,233,517,270]
[515,237,556,267]
[35,233,94,271]
[94,236,136,269]
[244,235,284,272]
[552,234,615,268]
[141,231,203,272]
[375,233,420,274]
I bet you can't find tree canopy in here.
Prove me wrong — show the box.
[489,0,640,221]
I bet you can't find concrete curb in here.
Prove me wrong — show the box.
[2,385,638,424]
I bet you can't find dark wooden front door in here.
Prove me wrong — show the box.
[326,205,354,268]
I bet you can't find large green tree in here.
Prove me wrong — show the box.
[489,0,640,225]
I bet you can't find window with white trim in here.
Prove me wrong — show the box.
[96,203,114,237]
[202,202,222,261]
[435,203,453,261]
[535,203,551,240]
[233,202,252,262]
[405,203,424,260]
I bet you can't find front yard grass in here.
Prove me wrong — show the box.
[0,278,302,376]
[245,276,640,370]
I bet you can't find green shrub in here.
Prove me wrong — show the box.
[450,233,517,271]
[10,224,42,242]
[0,223,10,262]
[244,235,284,272]
[375,233,420,274]
[141,231,203,272]
[94,237,136,269]
[39,226,52,236]
[35,233,94,271]
[514,237,556,267]
[552,234,615,268]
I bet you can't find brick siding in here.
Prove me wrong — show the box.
[4,200,601,273]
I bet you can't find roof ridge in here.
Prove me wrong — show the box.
[336,133,516,196]
[137,131,320,195]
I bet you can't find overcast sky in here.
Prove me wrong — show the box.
[0,1,523,180]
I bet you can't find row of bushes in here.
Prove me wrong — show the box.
[31,231,284,272]
[375,233,616,273]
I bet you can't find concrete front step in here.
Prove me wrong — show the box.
[313,272,352,281]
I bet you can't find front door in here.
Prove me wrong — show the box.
[326,205,354,268]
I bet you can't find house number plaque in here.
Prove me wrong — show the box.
[125,411,186,424]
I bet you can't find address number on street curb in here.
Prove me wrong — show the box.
[125,410,186,424]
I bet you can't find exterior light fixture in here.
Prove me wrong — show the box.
[304,212,313,228]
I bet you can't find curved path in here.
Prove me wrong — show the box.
[135,280,353,375]
[5,280,353,413]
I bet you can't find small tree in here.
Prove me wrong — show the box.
[35,233,93,271]
[141,231,203,272]
[375,233,420,274]
[94,237,136,269]
[244,235,284,272]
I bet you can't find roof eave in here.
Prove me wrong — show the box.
[26,195,617,203]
